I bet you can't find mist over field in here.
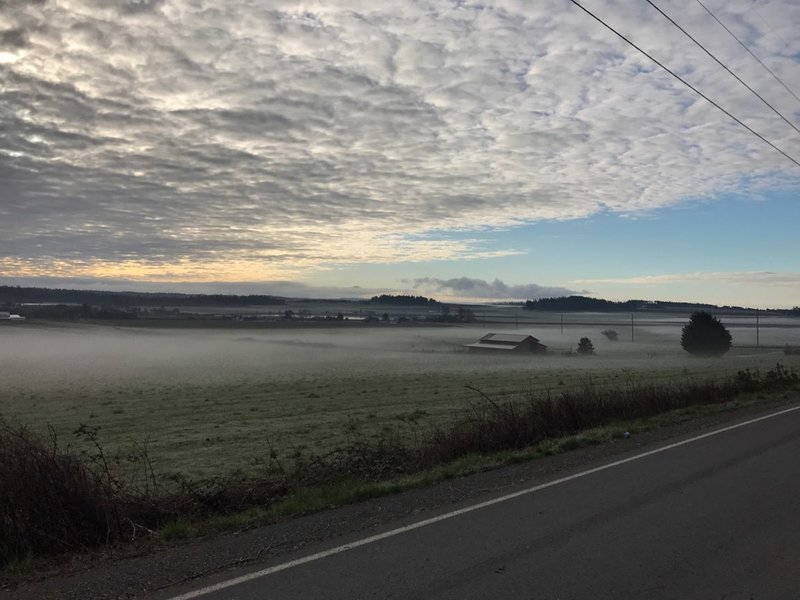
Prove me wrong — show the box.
[2,316,798,478]
[0,321,704,390]
[2,316,797,388]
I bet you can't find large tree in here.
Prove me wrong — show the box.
[577,337,595,355]
[681,311,732,356]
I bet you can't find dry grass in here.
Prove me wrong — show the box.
[3,364,797,568]
[0,421,118,566]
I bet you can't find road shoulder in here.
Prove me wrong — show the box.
[5,396,798,600]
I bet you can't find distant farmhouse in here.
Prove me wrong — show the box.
[465,333,547,354]
[0,311,25,321]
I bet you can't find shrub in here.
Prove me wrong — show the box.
[0,421,121,565]
[681,311,732,356]
[601,329,618,341]
[577,337,595,355]
[422,364,797,465]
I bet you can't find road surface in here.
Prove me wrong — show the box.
[163,404,800,599]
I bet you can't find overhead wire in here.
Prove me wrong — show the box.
[565,0,800,169]
[694,0,800,105]
[645,0,800,136]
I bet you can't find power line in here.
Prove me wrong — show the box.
[694,0,800,105]
[645,0,800,137]
[566,0,800,170]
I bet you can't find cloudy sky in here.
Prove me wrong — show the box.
[1,0,799,306]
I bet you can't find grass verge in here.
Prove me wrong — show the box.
[2,364,798,572]
[194,390,791,537]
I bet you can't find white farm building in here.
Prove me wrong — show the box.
[0,311,25,321]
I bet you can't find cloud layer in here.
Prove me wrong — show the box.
[1,0,799,279]
[409,277,577,300]
[576,270,800,288]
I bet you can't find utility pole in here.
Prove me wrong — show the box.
[560,313,564,335]
[756,309,760,348]
[631,313,635,343]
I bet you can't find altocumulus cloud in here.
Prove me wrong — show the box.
[1,0,799,280]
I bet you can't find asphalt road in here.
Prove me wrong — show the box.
[164,405,800,600]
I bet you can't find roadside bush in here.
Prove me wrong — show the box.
[421,363,797,465]
[681,311,732,356]
[0,421,121,566]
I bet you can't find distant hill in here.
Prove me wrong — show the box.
[523,296,647,312]
[523,295,797,314]
[1,286,795,315]
[0,286,286,307]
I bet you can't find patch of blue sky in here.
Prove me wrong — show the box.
[313,185,798,295]
[501,189,798,276]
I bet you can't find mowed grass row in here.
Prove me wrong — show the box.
[3,347,798,480]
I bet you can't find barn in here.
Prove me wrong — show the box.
[464,333,547,354]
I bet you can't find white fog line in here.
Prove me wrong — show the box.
[167,403,800,600]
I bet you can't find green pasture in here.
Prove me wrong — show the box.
[1,318,798,481]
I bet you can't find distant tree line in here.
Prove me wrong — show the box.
[523,296,649,312]
[0,286,286,308]
[368,294,440,306]
[6,303,138,320]
[524,295,794,314]
[434,305,475,323]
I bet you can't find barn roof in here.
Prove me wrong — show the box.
[464,332,547,353]
[464,342,520,351]
[479,333,541,344]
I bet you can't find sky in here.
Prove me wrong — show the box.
[1,0,799,307]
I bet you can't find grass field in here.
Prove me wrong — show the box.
[2,313,799,481]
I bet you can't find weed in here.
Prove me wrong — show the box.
[2,549,33,575]
[0,420,120,566]
[416,363,798,467]
[160,520,193,542]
